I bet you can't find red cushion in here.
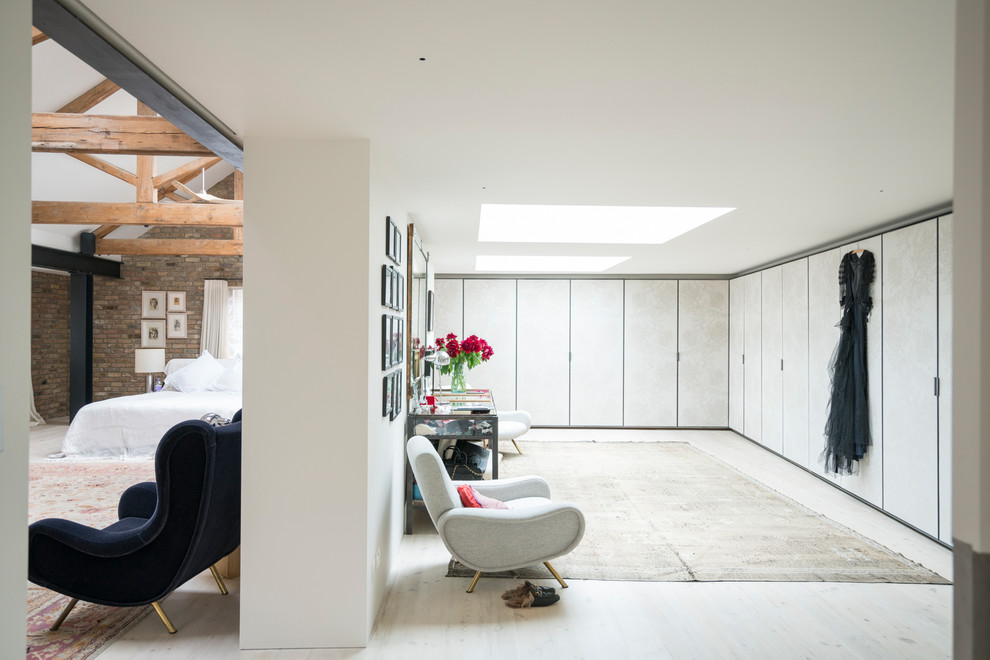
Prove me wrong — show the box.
[457,484,482,508]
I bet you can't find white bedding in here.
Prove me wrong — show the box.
[61,390,242,459]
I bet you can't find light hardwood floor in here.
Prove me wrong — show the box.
[29,425,952,659]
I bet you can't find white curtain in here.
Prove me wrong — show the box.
[201,280,230,358]
[29,377,44,427]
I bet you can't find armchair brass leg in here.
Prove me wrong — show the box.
[466,571,483,593]
[209,564,229,595]
[151,601,177,634]
[50,597,78,631]
[544,561,568,589]
[511,439,522,453]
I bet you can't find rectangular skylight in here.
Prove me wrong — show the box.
[476,255,630,272]
[478,204,735,244]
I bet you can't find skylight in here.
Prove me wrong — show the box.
[478,204,735,244]
[475,255,630,272]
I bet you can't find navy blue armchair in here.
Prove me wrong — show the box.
[28,414,242,633]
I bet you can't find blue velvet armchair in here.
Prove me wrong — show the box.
[28,413,242,633]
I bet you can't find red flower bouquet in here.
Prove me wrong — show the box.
[434,333,494,374]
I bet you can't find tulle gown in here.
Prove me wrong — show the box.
[823,250,875,474]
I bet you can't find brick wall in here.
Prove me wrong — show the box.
[31,271,71,419]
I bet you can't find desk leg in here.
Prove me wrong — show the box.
[491,435,498,479]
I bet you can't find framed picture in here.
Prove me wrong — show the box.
[396,316,404,363]
[392,224,402,265]
[141,319,166,348]
[383,374,392,417]
[390,316,399,366]
[167,291,186,312]
[385,216,395,262]
[142,291,166,318]
[396,272,405,311]
[167,313,188,338]
[381,265,391,308]
[389,369,403,420]
[382,315,391,369]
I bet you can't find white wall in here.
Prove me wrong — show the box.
[241,138,386,648]
[0,1,30,656]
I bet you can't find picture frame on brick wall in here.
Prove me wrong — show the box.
[142,291,166,318]
[141,319,166,348]
[167,291,186,312]
[167,313,188,339]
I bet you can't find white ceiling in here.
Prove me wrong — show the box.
[54,1,953,275]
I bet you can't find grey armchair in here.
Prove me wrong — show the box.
[407,435,585,592]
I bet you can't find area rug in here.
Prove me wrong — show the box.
[27,460,156,660]
[447,441,949,584]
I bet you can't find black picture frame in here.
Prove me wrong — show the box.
[390,369,403,420]
[390,267,398,310]
[389,316,399,366]
[397,316,404,364]
[382,314,391,369]
[381,265,390,308]
[396,272,405,311]
[392,225,402,265]
[385,216,394,259]
[383,374,392,417]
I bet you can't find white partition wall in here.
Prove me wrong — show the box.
[624,280,678,426]
[938,215,954,543]
[517,280,571,425]
[743,272,763,442]
[433,279,463,340]
[882,220,939,537]
[571,280,624,425]
[781,259,810,467]
[463,280,517,409]
[761,267,784,453]
[728,277,745,432]
[678,280,729,426]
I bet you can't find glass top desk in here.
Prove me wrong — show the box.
[404,389,498,533]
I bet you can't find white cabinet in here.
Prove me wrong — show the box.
[463,280,517,410]
[516,280,571,425]
[781,259,809,467]
[882,220,939,537]
[433,279,463,339]
[728,277,745,433]
[678,280,728,427]
[624,280,678,426]
[571,280,624,426]
[938,215,954,543]
[761,267,783,453]
[743,272,762,442]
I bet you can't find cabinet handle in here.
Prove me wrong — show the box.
[934,376,940,397]
[780,359,784,371]
[742,354,745,365]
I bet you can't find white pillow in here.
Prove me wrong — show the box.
[209,357,242,392]
[164,350,226,393]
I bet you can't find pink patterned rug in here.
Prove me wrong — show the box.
[27,460,156,660]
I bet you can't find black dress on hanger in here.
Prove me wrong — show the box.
[823,249,875,474]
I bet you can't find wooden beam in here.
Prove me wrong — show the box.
[57,79,120,113]
[91,225,119,239]
[136,101,157,203]
[153,156,222,190]
[33,0,243,170]
[32,27,50,46]
[32,112,212,156]
[95,238,243,256]
[233,171,244,241]
[32,201,243,227]
[66,153,137,186]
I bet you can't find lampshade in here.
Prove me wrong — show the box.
[134,348,166,374]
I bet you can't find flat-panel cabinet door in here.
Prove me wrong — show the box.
[463,280,517,410]
[516,280,570,425]
[728,277,745,432]
[883,220,939,537]
[761,267,783,453]
[743,272,762,442]
[624,280,678,426]
[808,247,844,485]
[781,259,810,467]
[938,214,953,543]
[678,280,728,427]
[571,280,624,426]
[433,279,463,340]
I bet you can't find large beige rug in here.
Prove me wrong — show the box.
[27,460,156,660]
[450,441,948,584]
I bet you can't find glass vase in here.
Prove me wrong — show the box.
[450,361,467,393]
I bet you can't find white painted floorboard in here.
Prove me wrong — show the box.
[29,426,952,659]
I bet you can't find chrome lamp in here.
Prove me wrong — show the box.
[134,348,166,393]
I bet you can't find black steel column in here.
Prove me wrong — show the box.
[69,272,93,420]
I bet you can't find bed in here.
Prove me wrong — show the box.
[60,355,242,459]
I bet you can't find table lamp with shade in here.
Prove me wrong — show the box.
[134,348,165,393]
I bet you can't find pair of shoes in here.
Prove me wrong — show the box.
[502,581,560,608]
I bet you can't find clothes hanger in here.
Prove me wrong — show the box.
[850,244,865,255]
